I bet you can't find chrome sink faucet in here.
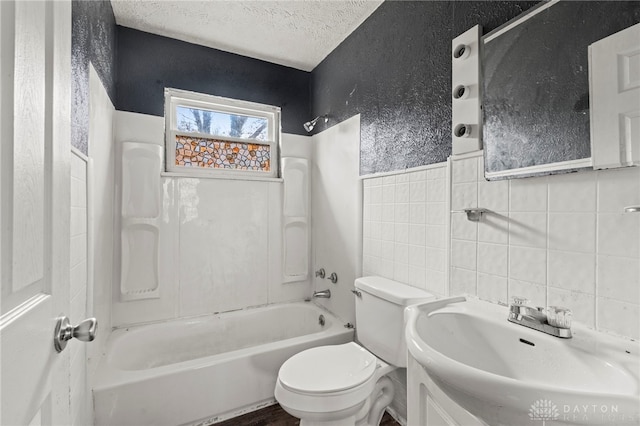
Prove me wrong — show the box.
[508,297,572,338]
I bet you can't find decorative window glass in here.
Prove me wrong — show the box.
[165,88,280,178]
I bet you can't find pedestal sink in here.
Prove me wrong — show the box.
[405,297,640,425]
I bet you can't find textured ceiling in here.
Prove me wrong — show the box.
[110,0,384,71]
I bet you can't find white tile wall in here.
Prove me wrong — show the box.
[70,151,89,426]
[363,163,449,296]
[88,64,115,385]
[361,152,639,425]
[449,152,640,339]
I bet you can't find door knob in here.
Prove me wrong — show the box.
[54,316,98,353]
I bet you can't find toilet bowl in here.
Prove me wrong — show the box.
[275,342,395,426]
[275,276,436,426]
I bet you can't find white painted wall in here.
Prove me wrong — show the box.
[112,111,313,327]
[311,115,362,324]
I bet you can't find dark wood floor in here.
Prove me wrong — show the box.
[215,403,400,426]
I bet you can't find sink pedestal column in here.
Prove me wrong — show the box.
[407,353,485,426]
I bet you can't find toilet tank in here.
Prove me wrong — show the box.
[354,276,435,367]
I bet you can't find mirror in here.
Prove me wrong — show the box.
[482,1,640,180]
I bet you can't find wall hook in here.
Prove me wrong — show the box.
[463,208,489,222]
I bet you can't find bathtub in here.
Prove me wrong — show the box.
[93,302,353,426]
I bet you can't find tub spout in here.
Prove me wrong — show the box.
[313,289,331,298]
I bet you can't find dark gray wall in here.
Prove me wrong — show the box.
[115,27,311,136]
[71,0,117,155]
[311,1,541,175]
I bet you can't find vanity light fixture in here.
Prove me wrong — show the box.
[453,44,471,60]
[454,123,472,138]
[453,85,469,100]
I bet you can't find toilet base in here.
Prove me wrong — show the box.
[280,375,395,426]
[299,414,358,426]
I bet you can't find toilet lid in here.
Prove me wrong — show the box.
[279,342,377,394]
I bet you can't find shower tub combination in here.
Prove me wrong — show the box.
[93,302,353,426]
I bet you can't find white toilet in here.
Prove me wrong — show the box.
[275,276,435,426]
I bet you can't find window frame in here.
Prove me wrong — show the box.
[164,88,281,179]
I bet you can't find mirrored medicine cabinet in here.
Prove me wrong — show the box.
[481,0,640,180]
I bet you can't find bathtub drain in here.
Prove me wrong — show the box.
[318,315,325,326]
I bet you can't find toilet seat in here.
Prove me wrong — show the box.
[278,342,377,394]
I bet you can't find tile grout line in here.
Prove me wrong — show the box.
[545,177,550,309]
[594,170,600,332]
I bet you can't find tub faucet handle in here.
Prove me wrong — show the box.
[315,268,325,279]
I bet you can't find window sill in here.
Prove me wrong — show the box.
[161,171,283,183]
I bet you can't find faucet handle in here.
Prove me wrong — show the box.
[547,306,572,329]
[511,296,530,306]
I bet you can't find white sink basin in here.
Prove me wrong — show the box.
[405,297,640,425]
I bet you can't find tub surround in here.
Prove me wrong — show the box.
[312,115,362,324]
[111,111,314,328]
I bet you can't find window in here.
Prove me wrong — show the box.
[165,88,281,178]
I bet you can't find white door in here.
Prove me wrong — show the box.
[1,1,73,425]
[590,22,640,169]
